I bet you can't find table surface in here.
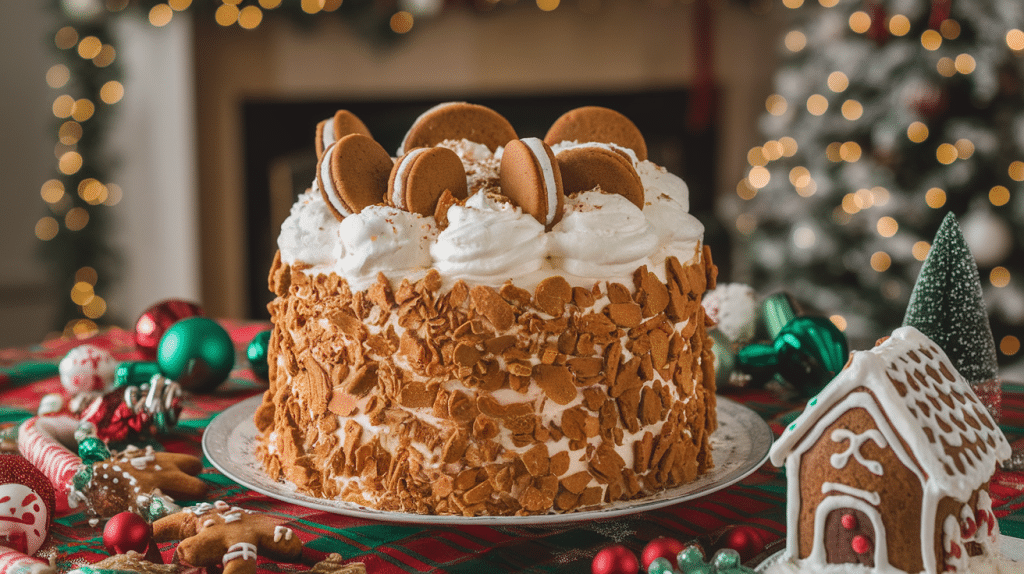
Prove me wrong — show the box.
[4,320,1024,573]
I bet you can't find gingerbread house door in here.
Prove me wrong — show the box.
[824,507,876,566]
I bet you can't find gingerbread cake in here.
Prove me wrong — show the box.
[253,103,718,516]
[767,326,1013,574]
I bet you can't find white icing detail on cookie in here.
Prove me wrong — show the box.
[391,147,429,210]
[820,482,880,506]
[521,137,558,226]
[321,117,335,151]
[319,143,351,218]
[224,542,258,564]
[274,525,294,542]
[829,428,886,475]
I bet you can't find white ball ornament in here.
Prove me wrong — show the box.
[961,204,1013,268]
[58,344,117,396]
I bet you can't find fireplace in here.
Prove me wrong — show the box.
[240,89,720,318]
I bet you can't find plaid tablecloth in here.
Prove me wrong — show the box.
[4,321,1024,573]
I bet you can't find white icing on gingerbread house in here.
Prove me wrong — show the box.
[769,326,1010,574]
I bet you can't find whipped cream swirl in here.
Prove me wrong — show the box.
[334,205,435,287]
[431,192,547,280]
[548,191,659,278]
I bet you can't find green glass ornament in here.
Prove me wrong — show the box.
[247,329,272,380]
[157,317,235,393]
[677,545,712,574]
[78,436,110,464]
[112,361,161,389]
[711,549,754,574]
[72,465,93,490]
[648,557,675,574]
[773,316,848,396]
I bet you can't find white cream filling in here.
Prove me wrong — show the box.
[318,143,351,217]
[522,137,559,226]
[391,147,428,210]
[321,116,335,151]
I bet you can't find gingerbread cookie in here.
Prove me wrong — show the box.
[556,145,645,209]
[77,445,208,519]
[399,102,517,154]
[387,146,468,216]
[154,500,303,574]
[317,133,393,221]
[499,137,565,229]
[544,106,648,161]
[315,110,372,161]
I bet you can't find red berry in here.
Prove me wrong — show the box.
[841,513,857,530]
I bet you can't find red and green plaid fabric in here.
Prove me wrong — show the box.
[3,323,1024,573]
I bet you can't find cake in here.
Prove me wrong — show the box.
[253,102,719,516]
[766,326,1014,574]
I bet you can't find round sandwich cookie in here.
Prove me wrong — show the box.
[544,106,648,162]
[500,137,565,230]
[399,102,518,155]
[556,145,645,209]
[315,110,373,160]
[387,146,469,216]
[317,133,393,221]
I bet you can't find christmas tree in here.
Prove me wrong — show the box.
[732,0,1024,369]
[903,212,997,386]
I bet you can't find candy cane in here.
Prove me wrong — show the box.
[0,548,54,574]
[17,416,82,512]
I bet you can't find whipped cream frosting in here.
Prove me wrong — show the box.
[279,141,704,291]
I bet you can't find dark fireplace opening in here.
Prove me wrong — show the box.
[242,88,722,319]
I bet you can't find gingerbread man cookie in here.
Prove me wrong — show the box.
[74,445,208,520]
[154,500,303,574]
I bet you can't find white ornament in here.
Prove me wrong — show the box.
[702,283,757,346]
[0,483,49,555]
[961,204,1014,268]
[58,345,117,396]
[37,393,64,416]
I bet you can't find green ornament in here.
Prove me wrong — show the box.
[113,361,161,389]
[247,329,272,380]
[677,545,712,574]
[737,316,848,396]
[157,317,235,393]
[78,436,110,464]
[711,549,755,574]
[903,212,998,385]
[648,557,675,574]
[72,465,93,490]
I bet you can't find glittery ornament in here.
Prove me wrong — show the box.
[0,454,56,556]
[642,537,687,570]
[737,316,848,396]
[78,436,111,464]
[648,557,675,574]
[59,344,117,396]
[157,317,235,393]
[592,544,639,574]
[677,544,712,574]
[103,512,163,563]
[134,300,204,359]
[246,329,272,380]
[903,213,999,388]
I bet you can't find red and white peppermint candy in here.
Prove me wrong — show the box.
[17,416,82,513]
[58,345,117,396]
[0,548,53,574]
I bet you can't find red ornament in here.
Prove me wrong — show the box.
[841,513,858,530]
[592,544,640,574]
[851,535,872,555]
[641,537,687,570]
[719,526,767,563]
[0,455,56,556]
[104,511,163,563]
[81,391,148,442]
[134,300,204,359]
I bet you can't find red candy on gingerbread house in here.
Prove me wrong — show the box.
[768,326,1012,574]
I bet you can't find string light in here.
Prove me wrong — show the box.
[65,207,90,231]
[990,267,1011,288]
[829,315,847,331]
[169,0,193,9]
[954,138,975,159]
[35,217,59,241]
[793,225,816,248]
[53,95,75,118]
[100,81,124,105]
[75,267,98,285]
[71,99,95,122]
[936,143,958,164]
[735,213,757,235]
[46,65,70,89]
[783,0,803,8]
[839,141,862,162]
[818,0,838,8]
[1009,161,1024,181]
[925,187,946,208]
[907,121,929,143]
[58,151,83,175]
[71,281,94,305]
[40,179,64,204]
[921,29,942,50]
[849,11,871,34]
[766,94,788,116]
[260,0,283,7]
[58,121,83,145]
[748,166,771,189]
[955,54,976,74]
[870,251,891,272]
[912,241,931,261]
[990,185,1010,206]
[937,57,956,77]
[826,142,843,162]
[876,216,898,237]
[55,26,79,50]
[748,146,768,166]
[216,3,240,24]
[807,94,828,115]
[1008,29,1024,51]
[827,71,849,92]
[390,11,415,32]
[841,193,859,214]
[871,187,889,205]
[239,5,264,28]
[841,99,863,120]
[1002,336,1021,357]
[763,140,784,161]
[779,137,798,156]
[300,0,322,14]
[784,31,807,52]
[888,14,910,36]
[940,19,960,39]
[736,179,757,200]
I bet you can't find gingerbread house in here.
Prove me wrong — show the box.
[769,326,1011,574]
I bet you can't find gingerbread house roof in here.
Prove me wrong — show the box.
[770,326,1011,499]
